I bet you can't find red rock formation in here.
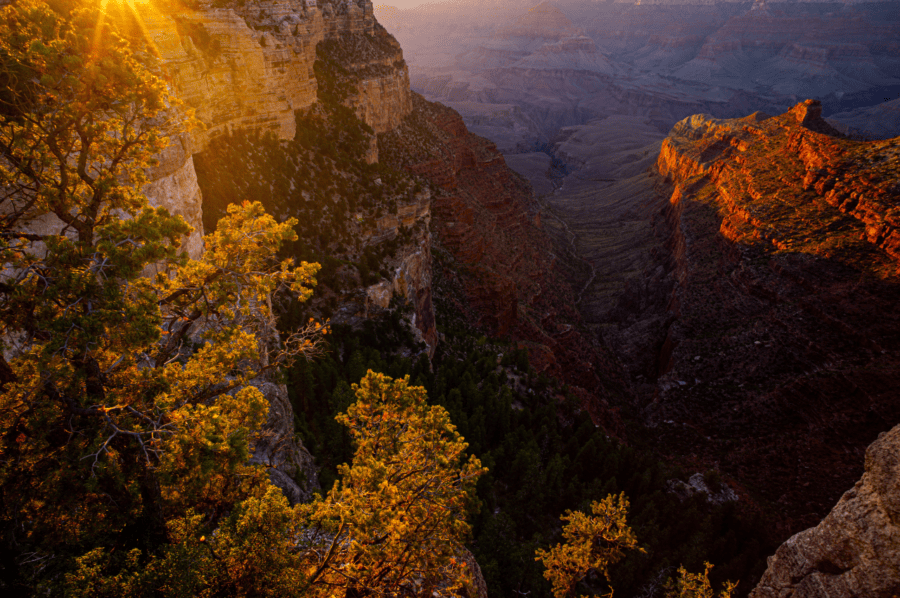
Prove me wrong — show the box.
[381,94,628,434]
[650,100,900,534]
[659,99,900,272]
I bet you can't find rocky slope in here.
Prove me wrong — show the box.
[133,0,421,501]
[750,424,900,598]
[380,94,630,432]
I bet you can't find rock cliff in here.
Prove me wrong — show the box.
[136,0,411,258]
[645,99,900,532]
[657,100,900,268]
[134,0,418,499]
[750,424,900,598]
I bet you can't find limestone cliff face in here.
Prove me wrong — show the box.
[750,424,900,598]
[142,133,205,261]
[141,3,319,152]
[137,0,412,258]
[138,0,418,498]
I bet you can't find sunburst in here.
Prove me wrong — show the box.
[92,0,179,61]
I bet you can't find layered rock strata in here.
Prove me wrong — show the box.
[658,100,900,267]
[136,0,411,257]
[750,424,900,598]
[139,0,415,498]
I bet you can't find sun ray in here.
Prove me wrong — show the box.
[90,0,110,62]
[124,0,164,60]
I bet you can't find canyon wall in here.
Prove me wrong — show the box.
[138,0,412,258]
[135,0,418,500]
[380,94,630,433]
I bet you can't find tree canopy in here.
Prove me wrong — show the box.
[536,493,642,598]
[300,371,486,598]
[0,0,324,593]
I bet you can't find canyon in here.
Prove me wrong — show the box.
[377,0,900,503]
[374,0,900,593]
[28,0,900,594]
[379,0,900,149]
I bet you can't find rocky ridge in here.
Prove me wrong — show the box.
[658,100,900,269]
[642,99,900,532]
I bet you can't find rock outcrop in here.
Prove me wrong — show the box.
[135,0,412,259]
[142,132,205,260]
[750,424,900,598]
[136,0,417,499]
[658,100,900,267]
[249,380,319,503]
[141,4,319,152]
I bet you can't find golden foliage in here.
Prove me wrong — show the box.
[535,493,644,598]
[299,371,487,598]
[665,563,737,598]
[59,372,485,597]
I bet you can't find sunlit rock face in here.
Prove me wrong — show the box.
[750,424,900,598]
[141,3,321,152]
[131,0,417,499]
[142,132,205,261]
[136,0,411,258]
[642,99,900,532]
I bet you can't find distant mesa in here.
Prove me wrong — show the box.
[499,1,581,40]
[512,35,616,74]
